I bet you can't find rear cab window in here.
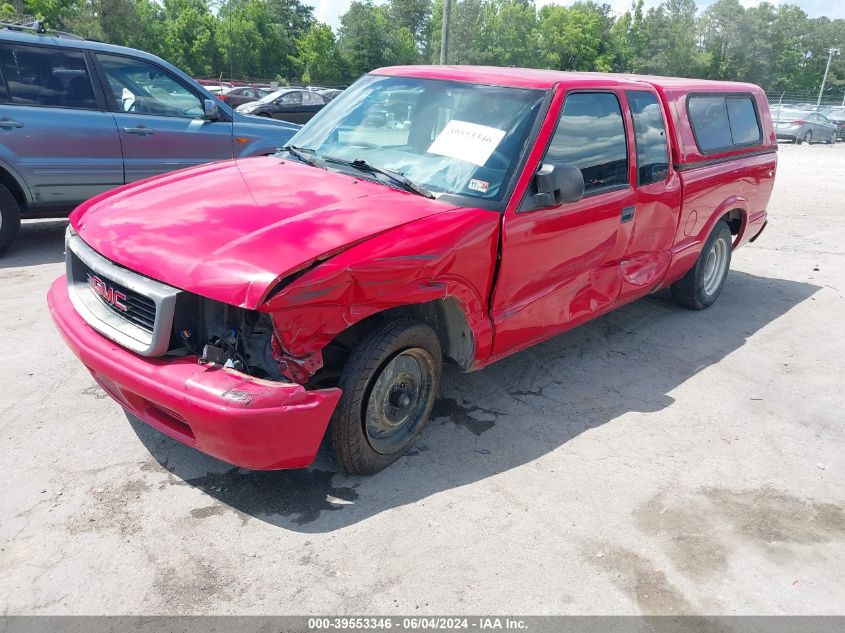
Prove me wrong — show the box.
[687,94,762,154]
[0,44,97,109]
[626,90,670,185]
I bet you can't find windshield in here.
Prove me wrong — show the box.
[287,75,546,202]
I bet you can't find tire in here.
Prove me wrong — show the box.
[257,112,272,118]
[803,129,813,144]
[0,184,22,257]
[330,318,442,475]
[671,220,733,310]
[827,130,837,144]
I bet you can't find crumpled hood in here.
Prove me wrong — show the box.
[71,156,455,308]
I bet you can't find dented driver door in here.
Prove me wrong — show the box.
[490,90,635,359]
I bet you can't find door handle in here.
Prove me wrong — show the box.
[0,117,24,129]
[123,126,155,135]
[621,206,635,223]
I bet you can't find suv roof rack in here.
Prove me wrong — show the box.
[0,13,84,40]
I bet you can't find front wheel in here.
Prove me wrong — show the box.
[671,221,733,310]
[330,319,442,475]
[827,130,837,144]
[0,185,22,257]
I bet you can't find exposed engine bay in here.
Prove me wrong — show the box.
[168,295,288,382]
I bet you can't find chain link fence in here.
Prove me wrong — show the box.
[195,75,349,90]
[0,12,37,26]
[766,91,845,110]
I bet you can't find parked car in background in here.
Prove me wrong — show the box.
[0,28,299,255]
[361,88,418,128]
[820,106,845,140]
[217,86,269,108]
[49,67,774,475]
[236,88,326,124]
[197,79,233,91]
[318,88,343,102]
[773,109,838,144]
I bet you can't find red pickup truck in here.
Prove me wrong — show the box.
[48,66,775,475]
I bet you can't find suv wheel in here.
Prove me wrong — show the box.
[0,185,22,257]
[330,318,442,475]
[671,220,733,310]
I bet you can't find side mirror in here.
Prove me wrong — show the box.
[203,98,220,120]
[535,162,584,206]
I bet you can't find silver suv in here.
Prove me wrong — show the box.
[0,27,299,255]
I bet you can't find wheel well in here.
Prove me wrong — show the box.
[0,167,27,208]
[309,298,474,389]
[721,209,744,237]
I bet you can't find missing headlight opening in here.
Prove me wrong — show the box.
[169,295,287,382]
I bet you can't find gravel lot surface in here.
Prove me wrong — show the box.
[1,143,843,615]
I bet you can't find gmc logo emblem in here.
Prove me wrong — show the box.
[87,273,127,312]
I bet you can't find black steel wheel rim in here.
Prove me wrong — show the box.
[364,348,435,455]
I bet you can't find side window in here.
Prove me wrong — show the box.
[97,53,202,118]
[0,65,7,102]
[689,94,762,153]
[279,91,302,106]
[688,97,733,152]
[546,92,628,193]
[726,97,762,145]
[627,91,669,186]
[0,44,96,109]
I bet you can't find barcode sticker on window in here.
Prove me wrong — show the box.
[428,120,506,166]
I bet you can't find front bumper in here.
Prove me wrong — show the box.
[48,276,341,470]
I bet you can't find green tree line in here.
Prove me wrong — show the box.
[9,0,845,95]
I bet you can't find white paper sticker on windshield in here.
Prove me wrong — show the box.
[427,120,507,166]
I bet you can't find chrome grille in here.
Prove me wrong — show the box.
[66,232,180,356]
[78,264,157,333]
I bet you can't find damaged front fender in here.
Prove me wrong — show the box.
[261,208,501,382]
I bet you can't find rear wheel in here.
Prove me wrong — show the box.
[330,319,442,475]
[803,129,814,144]
[0,185,22,257]
[671,221,733,310]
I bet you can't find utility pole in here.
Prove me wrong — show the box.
[817,47,840,106]
[439,0,451,65]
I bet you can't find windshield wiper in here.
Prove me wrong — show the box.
[280,145,325,169]
[320,156,434,199]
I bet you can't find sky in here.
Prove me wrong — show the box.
[306,0,845,30]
